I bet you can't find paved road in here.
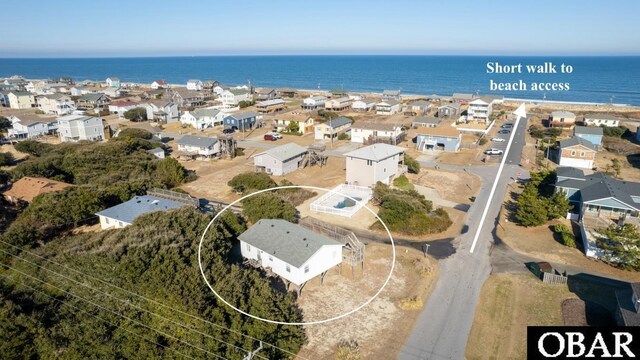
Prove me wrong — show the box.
[399,116,529,360]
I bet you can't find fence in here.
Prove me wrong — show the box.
[542,271,568,285]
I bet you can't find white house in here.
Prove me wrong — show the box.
[376,100,401,115]
[106,77,121,88]
[301,95,327,110]
[7,115,58,139]
[467,96,494,123]
[350,122,403,144]
[151,80,167,89]
[8,91,36,109]
[180,108,225,130]
[253,143,308,176]
[344,143,406,187]
[220,89,251,109]
[70,86,86,96]
[239,219,344,287]
[108,101,142,116]
[57,114,105,142]
[582,113,622,127]
[382,90,401,101]
[147,147,165,159]
[213,85,226,96]
[37,94,76,115]
[96,195,187,230]
[186,79,203,91]
[144,100,179,123]
[176,135,220,158]
[352,98,376,111]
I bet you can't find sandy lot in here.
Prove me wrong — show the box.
[466,273,577,360]
[297,244,438,359]
[177,152,348,203]
[407,168,480,205]
[437,148,482,166]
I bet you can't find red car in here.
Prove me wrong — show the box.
[264,133,278,141]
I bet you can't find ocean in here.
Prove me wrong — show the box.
[1,56,639,105]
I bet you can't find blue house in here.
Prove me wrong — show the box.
[415,125,461,152]
[223,110,258,130]
[574,126,603,149]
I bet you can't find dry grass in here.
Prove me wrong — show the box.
[297,244,438,360]
[466,273,577,360]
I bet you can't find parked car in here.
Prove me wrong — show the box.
[484,148,504,155]
[492,137,506,142]
[270,132,283,139]
[222,128,235,134]
[264,133,279,141]
[502,123,514,128]
[498,129,511,134]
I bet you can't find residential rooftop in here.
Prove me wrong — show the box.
[238,219,343,268]
[344,143,405,161]
[96,195,188,225]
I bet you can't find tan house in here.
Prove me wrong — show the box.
[256,99,286,114]
[8,91,36,109]
[37,93,75,115]
[272,112,314,134]
[558,137,597,169]
[550,111,577,128]
[324,97,352,111]
[314,117,352,140]
[3,177,73,204]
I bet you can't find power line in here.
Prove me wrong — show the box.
[0,261,229,360]
[0,238,306,359]
[0,247,266,360]
[0,272,198,360]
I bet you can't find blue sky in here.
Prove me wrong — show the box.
[2,0,640,57]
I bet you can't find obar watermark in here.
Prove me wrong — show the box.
[528,327,639,359]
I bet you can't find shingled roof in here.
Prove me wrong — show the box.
[96,195,187,225]
[3,177,73,203]
[238,219,343,268]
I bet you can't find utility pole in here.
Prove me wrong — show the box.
[243,341,263,360]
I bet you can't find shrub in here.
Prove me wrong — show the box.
[404,154,420,174]
[335,339,361,360]
[393,175,413,190]
[241,192,296,223]
[372,183,451,235]
[601,125,628,138]
[0,116,10,132]
[0,152,15,166]
[156,157,190,188]
[115,128,153,140]
[547,127,563,137]
[337,133,349,140]
[35,109,45,114]
[14,140,54,156]
[123,107,147,121]
[478,137,488,145]
[238,100,255,108]
[228,172,277,194]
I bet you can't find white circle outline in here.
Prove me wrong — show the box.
[198,185,396,326]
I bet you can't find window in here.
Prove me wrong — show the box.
[286,264,291,272]
[304,265,309,273]
[246,243,251,251]
[580,151,586,157]
[105,218,110,224]
[269,256,273,261]
[367,160,373,166]
[570,150,576,156]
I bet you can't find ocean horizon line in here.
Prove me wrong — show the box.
[2,54,640,60]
